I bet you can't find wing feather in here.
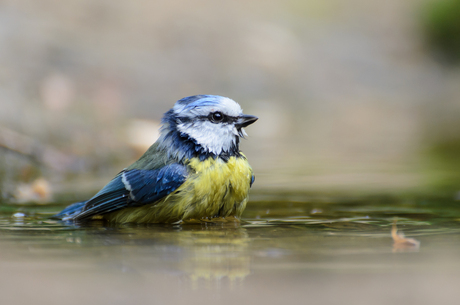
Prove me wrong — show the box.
[72,163,188,221]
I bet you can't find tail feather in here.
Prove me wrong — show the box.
[51,201,87,220]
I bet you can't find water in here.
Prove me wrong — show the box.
[1,193,460,304]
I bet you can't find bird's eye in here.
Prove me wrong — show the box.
[210,112,224,123]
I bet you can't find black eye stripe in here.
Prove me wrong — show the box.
[208,112,238,124]
[176,114,238,124]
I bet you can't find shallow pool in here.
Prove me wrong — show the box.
[1,192,460,305]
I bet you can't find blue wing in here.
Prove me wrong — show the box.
[52,201,88,220]
[60,163,188,221]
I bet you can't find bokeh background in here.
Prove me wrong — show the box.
[1,0,460,202]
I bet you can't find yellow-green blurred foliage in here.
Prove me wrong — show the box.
[422,0,460,62]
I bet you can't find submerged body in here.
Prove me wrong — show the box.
[54,95,257,224]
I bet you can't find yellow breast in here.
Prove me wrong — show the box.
[105,156,253,223]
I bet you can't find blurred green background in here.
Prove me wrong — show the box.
[1,0,460,202]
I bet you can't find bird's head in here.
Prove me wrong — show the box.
[159,95,258,160]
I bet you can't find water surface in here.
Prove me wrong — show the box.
[1,193,460,305]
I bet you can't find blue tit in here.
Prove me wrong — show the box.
[53,95,258,224]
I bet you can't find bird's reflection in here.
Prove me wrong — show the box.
[64,220,251,284]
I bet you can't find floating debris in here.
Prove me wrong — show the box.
[392,219,420,252]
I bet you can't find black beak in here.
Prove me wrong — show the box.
[235,114,258,129]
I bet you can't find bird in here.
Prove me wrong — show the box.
[53,95,258,224]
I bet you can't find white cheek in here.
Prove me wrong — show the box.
[177,122,237,155]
